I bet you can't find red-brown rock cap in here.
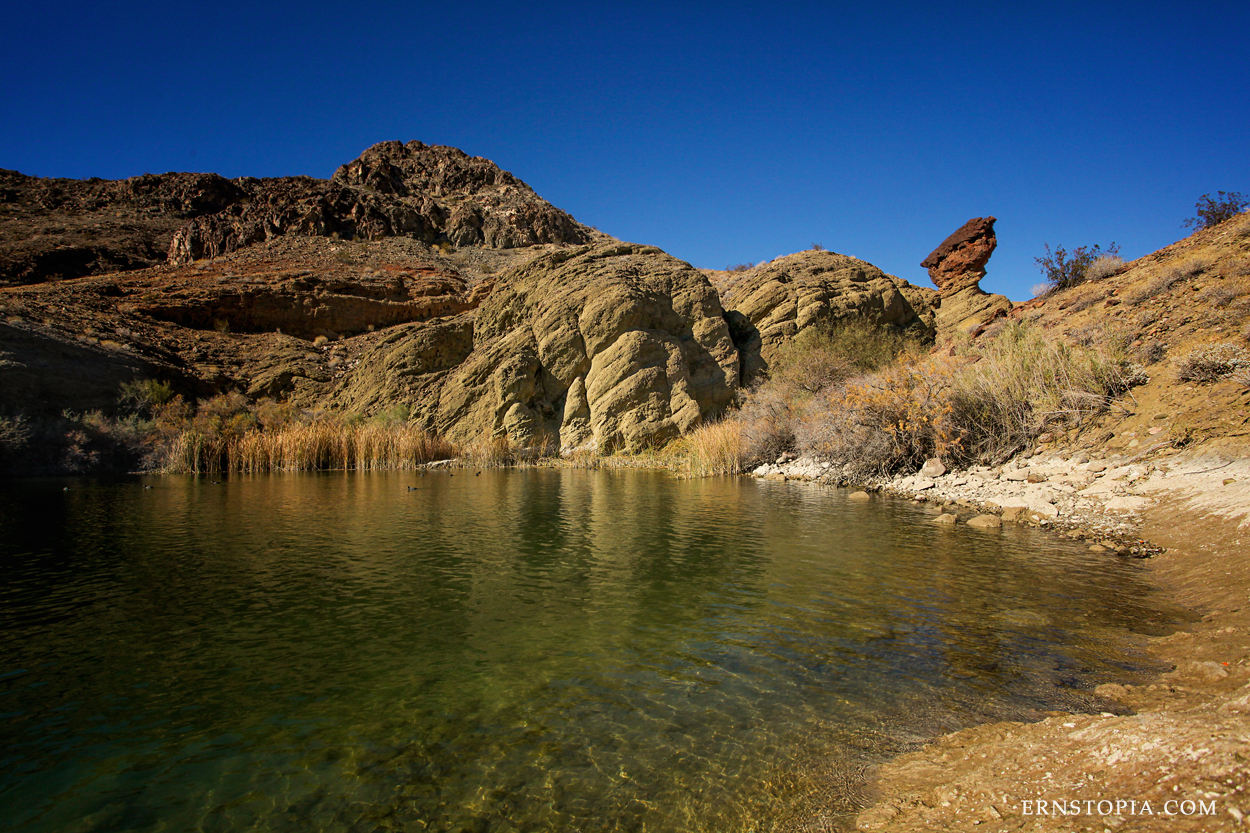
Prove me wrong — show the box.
[921,216,997,294]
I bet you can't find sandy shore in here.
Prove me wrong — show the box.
[752,449,1250,831]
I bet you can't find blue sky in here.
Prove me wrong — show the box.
[4,1,1247,301]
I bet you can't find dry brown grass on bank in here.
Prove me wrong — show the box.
[678,321,1148,478]
[682,419,744,477]
[162,420,457,474]
[812,323,1145,473]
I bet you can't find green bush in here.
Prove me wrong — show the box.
[0,416,30,458]
[118,379,175,416]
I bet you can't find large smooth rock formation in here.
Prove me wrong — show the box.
[921,217,1012,341]
[319,243,740,452]
[717,250,938,383]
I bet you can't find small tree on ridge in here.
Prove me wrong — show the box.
[1035,242,1121,291]
[1184,191,1248,230]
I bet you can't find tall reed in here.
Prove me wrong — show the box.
[161,421,457,474]
[683,418,745,476]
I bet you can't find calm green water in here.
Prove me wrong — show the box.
[0,470,1174,833]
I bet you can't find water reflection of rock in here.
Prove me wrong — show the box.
[0,471,1170,833]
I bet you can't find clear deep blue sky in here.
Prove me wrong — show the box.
[4,1,1247,300]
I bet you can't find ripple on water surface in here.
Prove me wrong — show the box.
[0,470,1176,832]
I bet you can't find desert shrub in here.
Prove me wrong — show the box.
[769,332,855,395]
[726,262,755,272]
[728,321,920,468]
[118,379,175,416]
[0,416,30,458]
[1184,191,1248,230]
[736,381,799,464]
[1086,255,1126,281]
[1136,339,1168,365]
[1175,343,1250,383]
[800,358,960,475]
[794,323,1146,473]
[369,402,412,426]
[684,418,744,476]
[770,320,918,390]
[1036,242,1121,291]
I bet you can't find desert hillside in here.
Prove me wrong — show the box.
[1,142,1247,475]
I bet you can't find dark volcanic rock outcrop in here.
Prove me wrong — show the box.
[0,169,246,286]
[716,250,938,383]
[168,141,590,263]
[2,141,593,286]
[921,216,1012,341]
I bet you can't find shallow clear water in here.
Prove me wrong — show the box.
[0,470,1175,832]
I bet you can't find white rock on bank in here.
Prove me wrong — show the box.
[1104,496,1153,513]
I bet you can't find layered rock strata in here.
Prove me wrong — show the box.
[320,243,740,452]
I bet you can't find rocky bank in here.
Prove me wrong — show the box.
[750,447,1250,831]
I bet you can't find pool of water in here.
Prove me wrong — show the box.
[0,469,1176,832]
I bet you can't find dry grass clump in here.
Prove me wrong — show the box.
[163,418,456,474]
[1126,258,1207,304]
[459,435,517,467]
[942,325,1145,463]
[699,321,1147,478]
[1086,255,1126,282]
[1065,290,1107,313]
[118,390,457,474]
[684,418,744,477]
[1174,342,1250,383]
[1197,282,1247,309]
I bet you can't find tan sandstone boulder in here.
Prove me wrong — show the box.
[718,250,937,383]
[429,243,740,452]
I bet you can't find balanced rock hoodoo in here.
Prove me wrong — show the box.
[921,216,1012,341]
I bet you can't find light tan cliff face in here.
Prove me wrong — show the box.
[430,242,741,452]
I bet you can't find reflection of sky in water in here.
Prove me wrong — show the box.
[0,470,1176,832]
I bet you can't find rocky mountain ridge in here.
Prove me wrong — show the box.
[1,141,594,287]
